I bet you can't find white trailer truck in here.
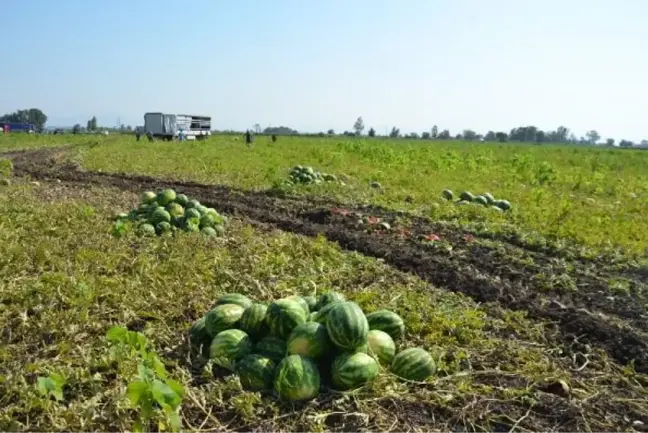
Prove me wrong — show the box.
[143,112,211,141]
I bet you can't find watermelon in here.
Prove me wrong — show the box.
[209,329,252,371]
[155,221,172,235]
[186,199,200,209]
[315,291,346,310]
[236,354,277,391]
[199,213,216,229]
[185,208,201,220]
[304,295,318,311]
[175,193,189,207]
[494,199,511,211]
[365,310,405,340]
[367,330,396,365]
[482,192,495,204]
[473,195,489,206]
[274,355,320,401]
[202,227,217,237]
[287,322,330,359]
[151,208,171,224]
[309,311,318,322]
[254,336,287,362]
[137,223,156,236]
[188,317,212,356]
[459,191,475,202]
[442,189,453,200]
[214,293,253,309]
[141,191,157,204]
[391,347,435,381]
[331,352,379,391]
[311,300,344,325]
[284,295,310,314]
[166,202,185,218]
[239,303,268,339]
[326,302,369,350]
[204,304,245,336]
[491,206,504,212]
[266,299,307,339]
[157,189,176,206]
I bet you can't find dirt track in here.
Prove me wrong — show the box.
[5,147,648,374]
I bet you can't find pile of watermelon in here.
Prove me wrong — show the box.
[114,189,228,237]
[189,292,436,402]
[288,165,338,185]
[442,189,512,211]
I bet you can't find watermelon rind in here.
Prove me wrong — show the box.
[266,299,308,339]
[209,329,252,371]
[367,329,396,365]
[214,293,253,309]
[326,301,369,351]
[391,347,436,381]
[365,309,405,340]
[238,303,269,339]
[311,300,344,325]
[284,295,310,314]
[287,322,331,360]
[204,304,245,337]
[274,355,321,401]
[331,352,379,391]
[236,354,277,391]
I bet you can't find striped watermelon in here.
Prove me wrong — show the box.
[209,329,252,371]
[304,295,318,311]
[274,355,321,401]
[188,317,212,357]
[367,330,396,365]
[236,354,277,391]
[365,310,405,340]
[315,291,346,310]
[391,347,436,381]
[309,311,318,322]
[214,293,253,309]
[331,352,379,390]
[254,336,287,362]
[266,299,307,339]
[311,300,343,325]
[287,322,331,360]
[204,304,245,336]
[238,303,268,339]
[284,295,310,314]
[326,302,369,350]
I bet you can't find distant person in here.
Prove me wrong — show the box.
[271,134,277,142]
[146,131,153,142]
[135,129,141,141]
[244,130,252,147]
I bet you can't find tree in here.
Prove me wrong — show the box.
[421,131,431,139]
[535,130,545,143]
[585,130,600,145]
[389,127,400,138]
[438,129,450,139]
[455,133,463,140]
[0,108,48,130]
[606,138,615,147]
[367,127,376,137]
[408,132,420,139]
[619,139,634,148]
[86,116,97,131]
[72,124,81,134]
[253,124,261,134]
[485,131,496,141]
[495,132,508,142]
[431,125,438,139]
[327,129,335,135]
[353,117,365,136]
[462,129,477,140]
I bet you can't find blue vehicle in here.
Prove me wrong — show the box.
[0,122,35,132]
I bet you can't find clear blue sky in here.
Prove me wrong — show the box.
[1,0,647,141]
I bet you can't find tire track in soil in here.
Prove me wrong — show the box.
[7,148,648,373]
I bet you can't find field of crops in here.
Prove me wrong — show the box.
[1,133,648,432]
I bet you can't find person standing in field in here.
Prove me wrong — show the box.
[135,128,141,141]
[245,130,252,147]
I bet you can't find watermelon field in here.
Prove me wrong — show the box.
[1,134,648,432]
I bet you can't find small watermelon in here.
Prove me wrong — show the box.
[494,199,511,211]
[236,354,277,391]
[266,299,308,339]
[284,295,310,314]
[150,208,171,224]
[157,189,177,206]
[166,202,185,218]
[331,352,379,390]
[137,223,156,236]
[367,330,396,365]
[391,347,436,381]
[287,322,331,360]
[175,193,189,207]
[186,199,200,209]
[238,303,268,339]
[315,291,346,310]
[274,355,320,401]
[214,293,253,309]
[473,195,489,206]
[141,191,157,204]
[199,213,216,229]
[442,189,453,200]
[204,304,245,336]
[254,336,287,362]
[209,329,252,371]
[155,221,172,235]
[326,302,369,351]
[185,208,201,220]
[304,295,318,311]
[189,317,212,356]
[459,191,475,202]
[365,310,405,340]
[482,192,495,204]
